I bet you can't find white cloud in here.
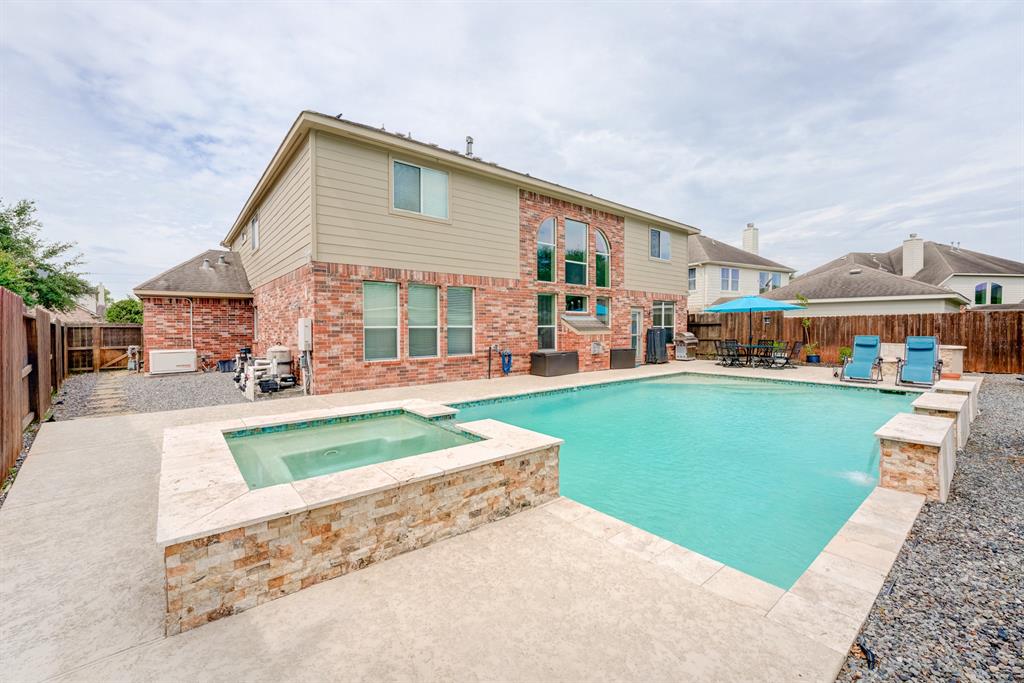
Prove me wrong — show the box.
[1,0,1021,295]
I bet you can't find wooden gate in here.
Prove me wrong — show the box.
[65,324,143,372]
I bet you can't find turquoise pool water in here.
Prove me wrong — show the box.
[226,413,476,489]
[455,374,914,588]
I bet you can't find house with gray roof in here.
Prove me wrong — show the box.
[687,223,796,311]
[762,234,1024,317]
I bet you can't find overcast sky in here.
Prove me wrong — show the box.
[2,1,1022,298]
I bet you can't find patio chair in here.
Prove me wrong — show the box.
[712,339,727,365]
[896,336,943,387]
[839,335,883,383]
[721,339,743,367]
[768,341,803,369]
[754,339,775,367]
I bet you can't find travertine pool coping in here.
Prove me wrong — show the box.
[874,411,956,448]
[156,398,562,547]
[546,485,924,664]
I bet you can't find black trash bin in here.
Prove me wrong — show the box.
[529,351,579,377]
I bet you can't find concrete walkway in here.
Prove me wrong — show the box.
[0,362,920,682]
[83,370,134,418]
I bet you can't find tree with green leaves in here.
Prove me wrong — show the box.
[0,199,91,311]
[105,297,143,324]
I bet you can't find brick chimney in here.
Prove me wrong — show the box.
[742,223,759,255]
[902,234,924,278]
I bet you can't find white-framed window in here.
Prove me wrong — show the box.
[596,296,610,325]
[653,301,675,330]
[537,294,556,350]
[721,267,740,291]
[565,294,588,312]
[408,284,439,358]
[565,219,588,285]
[759,271,781,293]
[974,282,987,305]
[688,267,696,291]
[363,282,399,361]
[975,282,1004,305]
[649,228,671,260]
[595,229,610,288]
[446,287,474,356]
[393,160,449,219]
[991,283,1003,305]
[537,217,556,282]
[250,215,260,251]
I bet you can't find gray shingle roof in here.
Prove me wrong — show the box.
[134,250,252,296]
[688,235,794,271]
[762,266,969,302]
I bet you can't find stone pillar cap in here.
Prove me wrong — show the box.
[875,412,954,447]
[912,392,968,412]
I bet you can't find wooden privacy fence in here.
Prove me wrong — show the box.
[65,323,143,372]
[688,310,1024,373]
[1,287,67,482]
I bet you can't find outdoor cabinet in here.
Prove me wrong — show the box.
[530,351,579,377]
[610,348,636,369]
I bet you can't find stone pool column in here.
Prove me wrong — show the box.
[875,413,956,503]
[933,378,982,420]
[912,392,970,451]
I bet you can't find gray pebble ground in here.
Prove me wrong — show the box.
[838,374,1023,682]
[122,371,248,413]
[49,372,101,420]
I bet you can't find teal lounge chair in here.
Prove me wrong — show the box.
[840,335,882,383]
[896,336,943,387]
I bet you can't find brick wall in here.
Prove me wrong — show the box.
[879,438,942,501]
[164,444,559,634]
[252,265,315,383]
[141,297,253,369]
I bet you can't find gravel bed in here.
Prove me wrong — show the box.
[838,374,1024,682]
[122,371,248,413]
[50,372,101,421]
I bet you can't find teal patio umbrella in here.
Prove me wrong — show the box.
[705,295,806,346]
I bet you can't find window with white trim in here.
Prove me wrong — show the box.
[653,301,675,330]
[537,217,555,282]
[363,282,399,361]
[250,215,260,251]
[537,294,556,350]
[565,219,588,285]
[759,271,781,293]
[408,284,439,358]
[565,294,588,312]
[393,160,449,219]
[721,267,740,291]
[688,267,696,291]
[596,296,610,325]
[446,287,474,356]
[595,229,610,288]
[991,283,1003,305]
[649,228,671,260]
[974,282,987,305]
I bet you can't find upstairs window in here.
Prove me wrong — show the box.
[596,297,610,325]
[649,228,671,260]
[565,219,588,285]
[721,267,740,291]
[446,287,474,356]
[537,218,555,282]
[991,283,1003,305]
[595,230,610,288]
[688,268,696,291]
[759,271,781,293]
[974,282,987,305]
[565,294,588,312]
[393,160,449,219]
[408,284,439,358]
[250,215,260,251]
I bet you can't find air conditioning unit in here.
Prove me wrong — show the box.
[149,349,197,375]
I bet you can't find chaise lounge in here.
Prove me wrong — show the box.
[896,335,943,387]
[840,335,883,383]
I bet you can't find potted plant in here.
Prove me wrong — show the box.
[805,342,821,364]
[838,346,852,364]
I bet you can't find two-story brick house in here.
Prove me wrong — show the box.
[135,111,698,393]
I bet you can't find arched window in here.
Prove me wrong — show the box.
[974,282,987,305]
[537,218,555,282]
[595,230,610,288]
[565,219,588,285]
[991,283,1003,305]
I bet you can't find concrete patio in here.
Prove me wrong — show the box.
[1,361,923,682]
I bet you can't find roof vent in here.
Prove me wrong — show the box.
[217,255,227,266]
[465,136,474,156]
[201,258,212,270]
[849,268,862,275]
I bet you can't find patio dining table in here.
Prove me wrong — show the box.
[738,343,775,366]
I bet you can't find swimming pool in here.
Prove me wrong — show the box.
[455,374,914,588]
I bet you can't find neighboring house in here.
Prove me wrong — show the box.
[687,223,795,312]
[50,284,106,324]
[134,251,254,367]
[763,234,1023,316]
[135,111,699,392]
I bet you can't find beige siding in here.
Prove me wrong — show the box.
[314,133,519,278]
[781,298,962,317]
[689,265,792,311]
[232,136,313,288]
[622,217,689,294]
[943,274,1024,306]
